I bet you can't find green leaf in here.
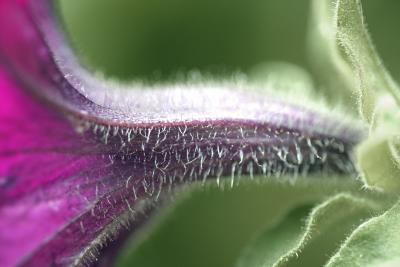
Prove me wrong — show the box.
[235,193,386,267]
[327,200,400,267]
[113,177,367,267]
[357,132,400,192]
[235,205,311,267]
[308,0,356,112]
[356,96,400,192]
[309,0,400,123]
[310,0,400,193]
[335,0,400,123]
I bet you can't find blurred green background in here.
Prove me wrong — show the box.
[56,1,400,266]
[58,0,400,82]
[57,0,308,81]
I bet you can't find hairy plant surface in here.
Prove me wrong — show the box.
[0,0,400,266]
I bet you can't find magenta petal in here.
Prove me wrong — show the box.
[0,68,83,266]
[0,1,365,267]
[0,67,156,266]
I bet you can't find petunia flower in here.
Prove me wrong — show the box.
[1,0,400,267]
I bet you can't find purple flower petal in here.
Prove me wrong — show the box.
[0,1,365,266]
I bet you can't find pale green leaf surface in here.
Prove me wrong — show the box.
[316,0,400,193]
[357,95,400,192]
[327,200,400,267]
[308,0,356,111]
[235,205,310,267]
[357,132,400,192]
[335,0,400,123]
[236,193,386,267]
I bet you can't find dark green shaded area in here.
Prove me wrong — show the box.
[113,179,367,267]
[362,1,400,80]
[58,0,400,82]
[57,0,310,81]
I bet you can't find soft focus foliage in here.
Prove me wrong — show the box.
[237,193,388,267]
[327,200,400,267]
[115,178,386,267]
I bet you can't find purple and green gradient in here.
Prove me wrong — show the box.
[0,1,365,266]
